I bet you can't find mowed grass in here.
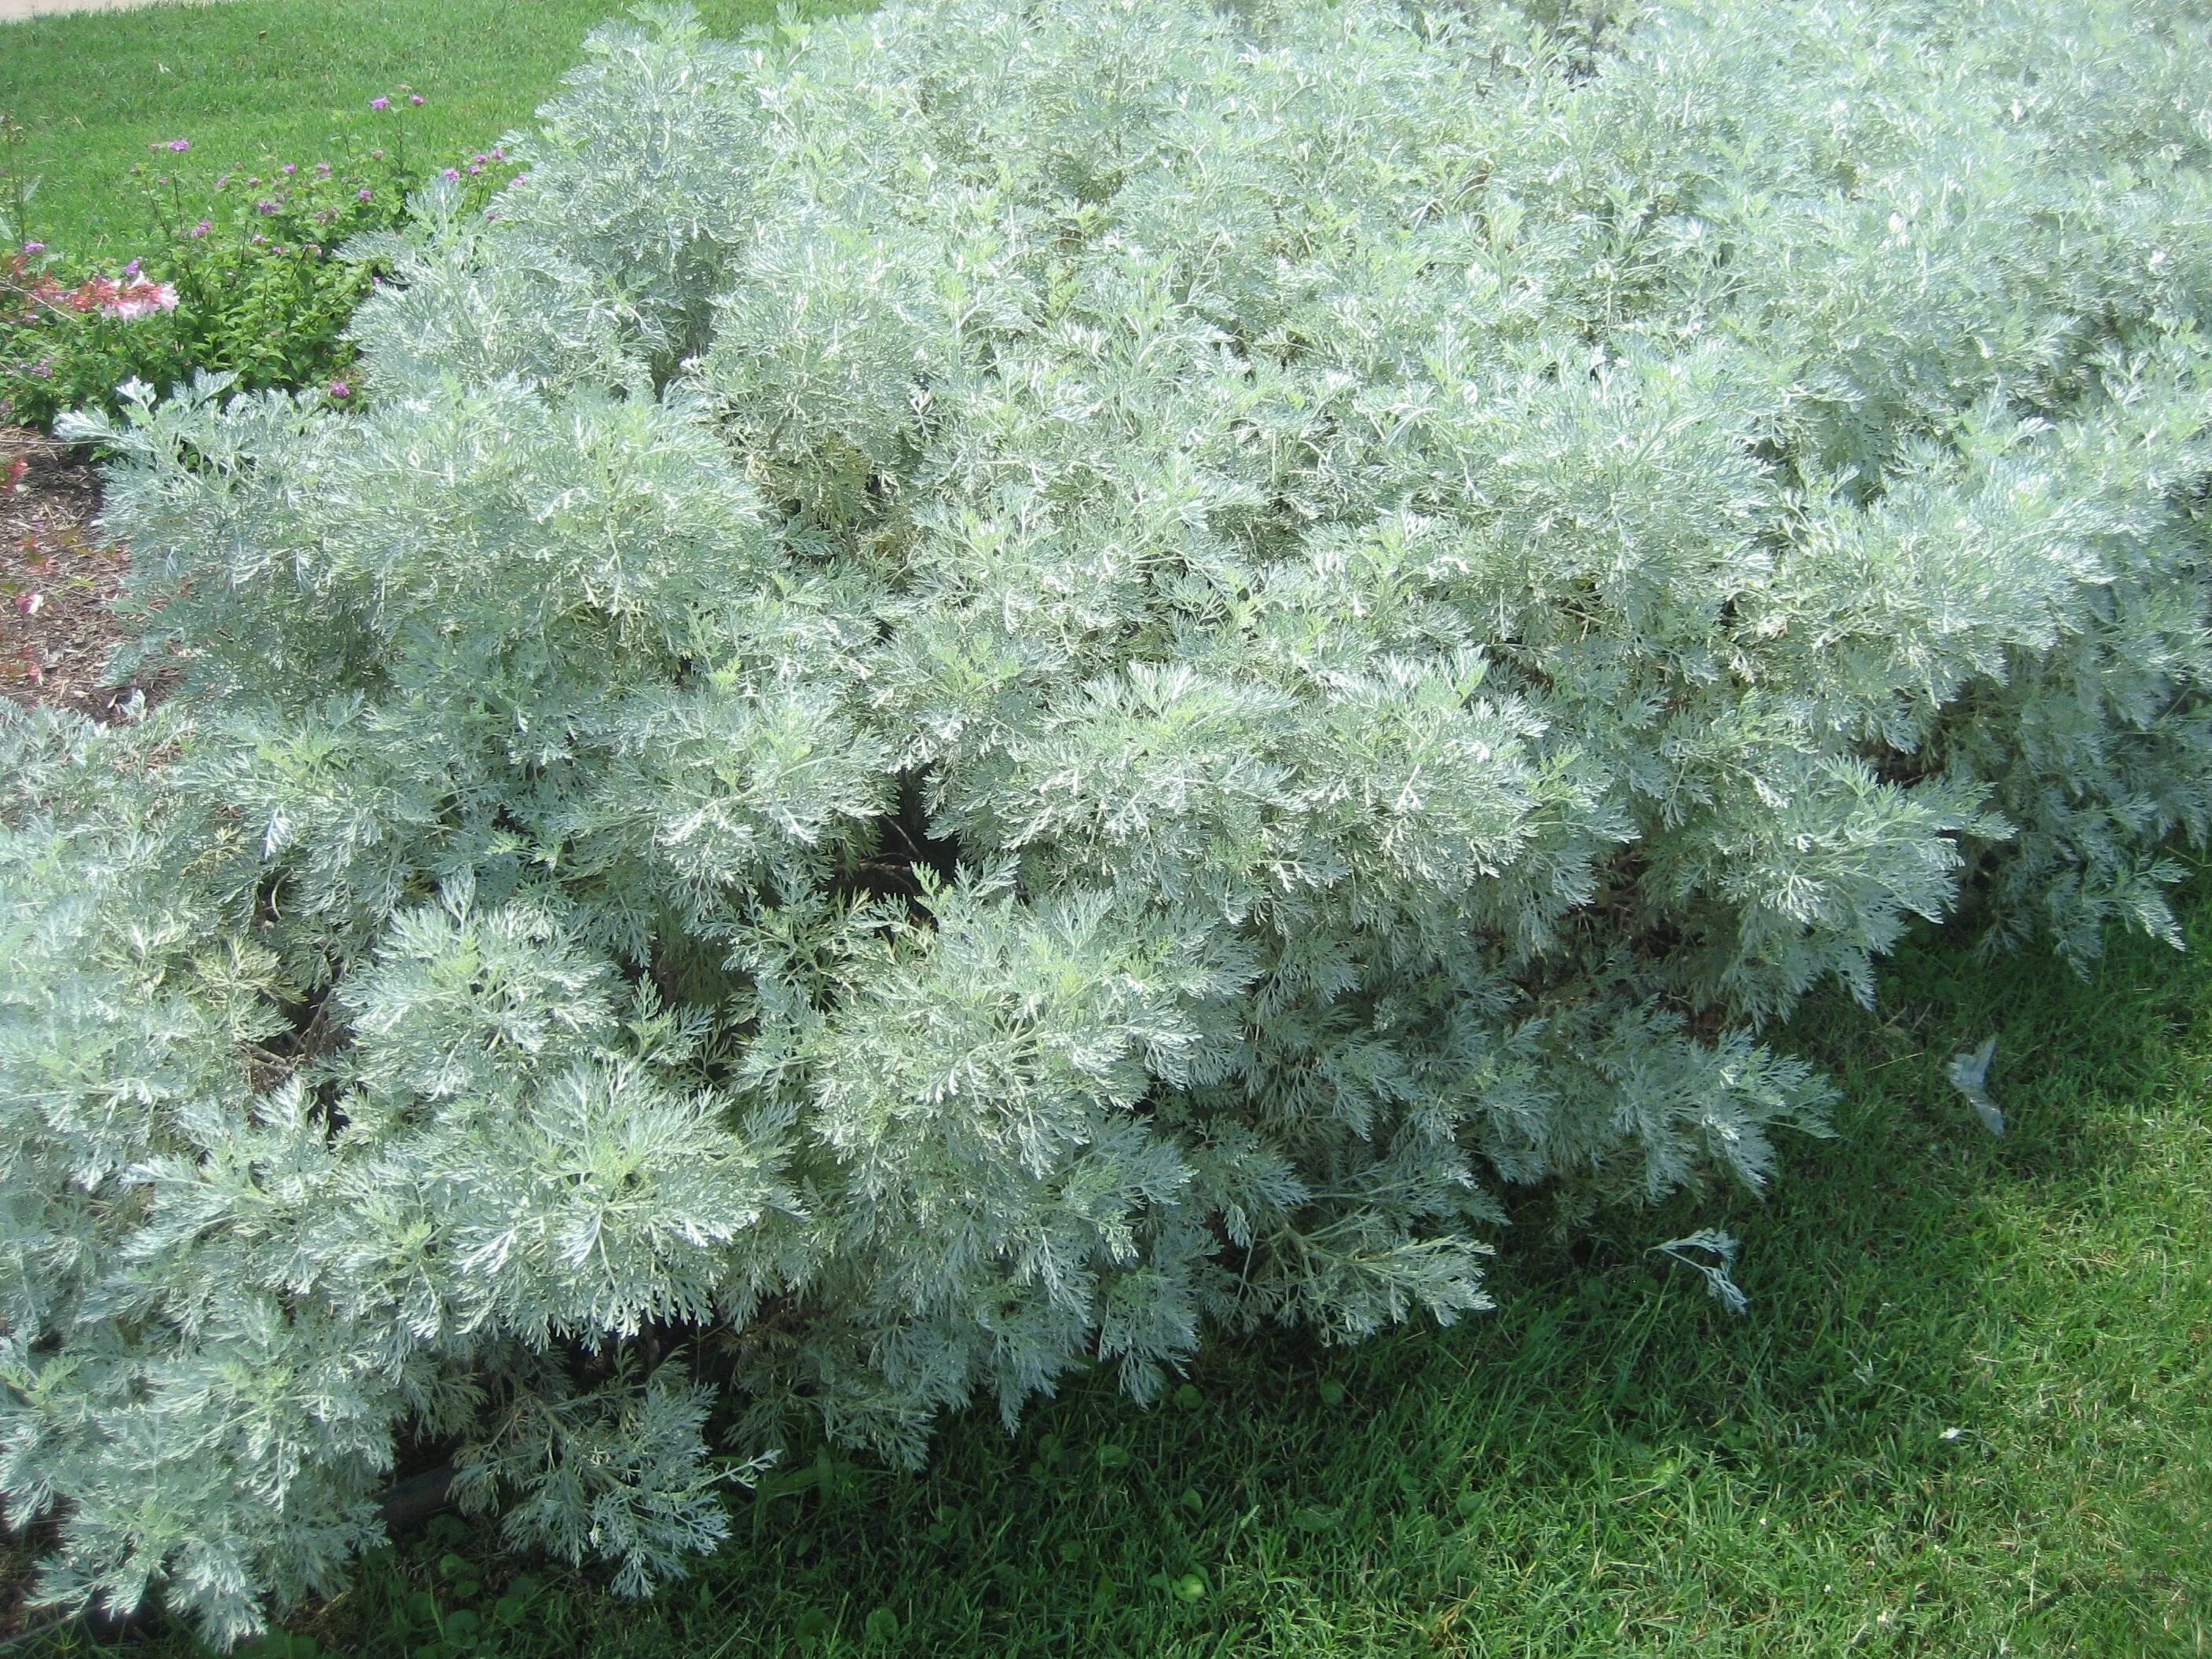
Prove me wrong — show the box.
[0,0,862,258]
[21,877,2210,1657]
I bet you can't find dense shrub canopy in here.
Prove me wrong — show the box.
[6,0,2212,1639]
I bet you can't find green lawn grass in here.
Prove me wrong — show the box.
[0,0,860,259]
[19,878,2208,1656]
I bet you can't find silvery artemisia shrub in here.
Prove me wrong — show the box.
[6,0,2212,1639]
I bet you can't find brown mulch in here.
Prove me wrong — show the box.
[0,424,173,721]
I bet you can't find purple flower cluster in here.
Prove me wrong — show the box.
[7,109,430,429]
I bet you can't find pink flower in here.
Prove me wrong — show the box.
[492,147,506,161]
[99,279,179,320]
[357,188,374,201]
[328,379,352,398]
[123,258,141,278]
[467,164,482,176]
[167,137,190,152]
[189,221,211,238]
[316,162,332,176]
[215,174,233,189]
[370,96,390,111]
[441,167,460,181]
[252,233,269,245]
[409,93,425,106]
[256,200,277,214]
[472,154,487,165]
[21,241,44,255]
[511,174,529,186]
[247,176,261,186]
[281,162,297,175]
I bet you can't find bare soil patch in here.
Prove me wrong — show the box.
[1,425,170,720]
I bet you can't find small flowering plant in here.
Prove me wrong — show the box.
[1,93,500,427]
[4,257,179,323]
[0,237,196,423]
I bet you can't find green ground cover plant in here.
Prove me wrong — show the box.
[4,0,2211,1648]
[3,124,431,427]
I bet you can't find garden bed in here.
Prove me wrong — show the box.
[0,425,166,719]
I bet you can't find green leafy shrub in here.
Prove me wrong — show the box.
[0,99,496,426]
[5,0,2212,1641]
